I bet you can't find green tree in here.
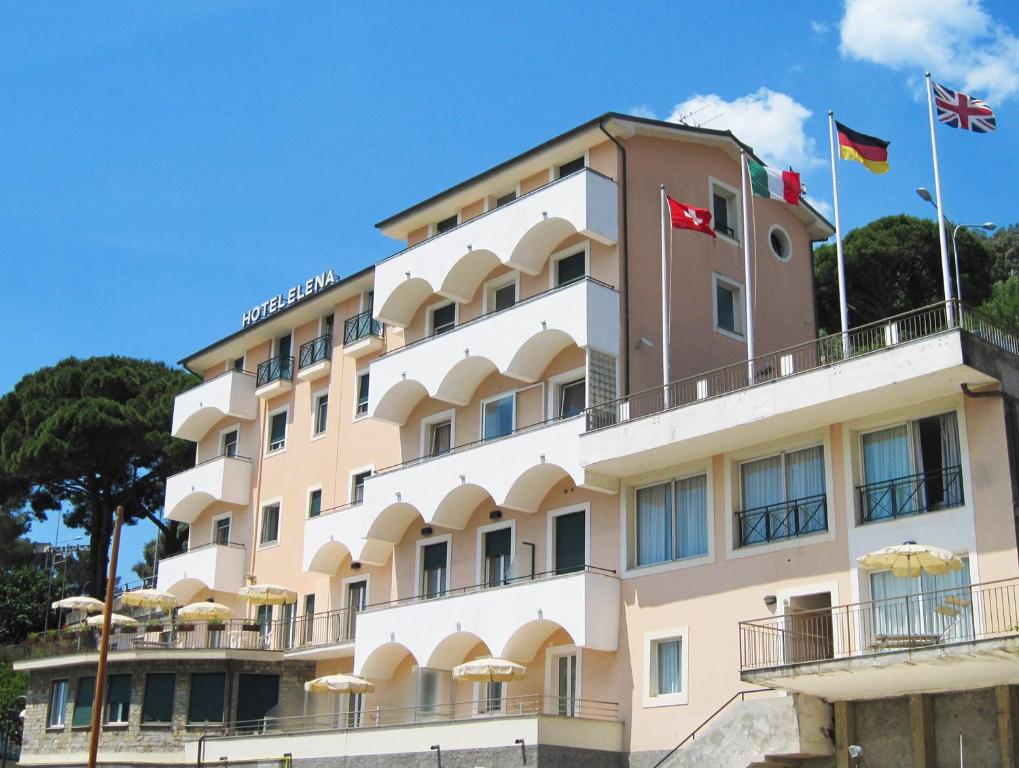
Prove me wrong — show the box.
[131,523,188,585]
[979,276,1019,329]
[814,214,994,331]
[0,664,26,757]
[0,357,196,598]
[0,567,50,645]
[988,224,1019,282]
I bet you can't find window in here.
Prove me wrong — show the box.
[652,639,682,696]
[222,429,239,457]
[213,516,231,546]
[485,277,517,313]
[421,540,448,599]
[430,302,457,335]
[634,475,708,567]
[188,673,225,724]
[267,410,287,453]
[232,357,245,372]
[428,420,452,456]
[554,251,586,287]
[104,674,131,724]
[557,378,586,419]
[141,673,175,724]
[345,692,364,728]
[478,680,504,714]
[48,680,69,728]
[860,412,962,522]
[323,313,335,338]
[308,489,322,518]
[73,676,96,727]
[275,332,292,360]
[355,372,369,417]
[436,214,458,234]
[769,226,791,260]
[256,604,272,633]
[739,446,827,546]
[303,594,316,643]
[557,157,585,178]
[644,628,689,707]
[351,470,371,504]
[260,502,280,545]
[713,275,744,338]
[313,393,328,436]
[484,527,512,587]
[711,183,738,240]
[482,393,515,440]
[236,674,280,733]
[870,557,972,643]
[495,190,516,207]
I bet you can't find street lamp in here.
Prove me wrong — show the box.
[915,187,995,303]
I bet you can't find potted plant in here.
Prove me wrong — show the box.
[241,622,261,633]
[175,622,196,633]
[144,622,164,633]
[207,621,226,632]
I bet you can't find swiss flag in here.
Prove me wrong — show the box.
[667,196,716,238]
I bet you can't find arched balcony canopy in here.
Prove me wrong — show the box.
[360,642,417,680]
[427,632,489,671]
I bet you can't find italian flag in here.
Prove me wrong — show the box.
[748,159,801,205]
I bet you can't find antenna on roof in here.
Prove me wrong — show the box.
[673,104,711,125]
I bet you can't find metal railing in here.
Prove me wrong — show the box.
[290,607,358,648]
[214,694,620,738]
[343,310,384,346]
[158,540,245,562]
[256,355,294,388]
[585,301,1019,432]
[739,576,1019,672]
[715,222,737,239]
[736,494,827,547]
[298,334,332,369]
[858,465,964,522]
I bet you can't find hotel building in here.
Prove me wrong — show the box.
[16,113,1019,768]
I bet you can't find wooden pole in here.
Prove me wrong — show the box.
[86,505,125,768]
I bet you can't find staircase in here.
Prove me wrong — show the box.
[657,693,833,768]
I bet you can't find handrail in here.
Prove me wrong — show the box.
[375,167,616,266]
[343,309,384,346]
[256,355,294,387]
[307,499,363,519]
[166,452,251,480]
[857,465,963,522]
[298,334,332,369]
[160,540,246,561]
[735,494,827,547]
[373,277,616,361]
[650,689,773,768]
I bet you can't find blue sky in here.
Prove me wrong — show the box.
[2,0,1018,577]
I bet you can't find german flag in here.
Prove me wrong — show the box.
[835,121,890,175]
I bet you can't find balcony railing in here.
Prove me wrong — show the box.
[298,334,332,369]
[585,301,1019,431]
[858,465,963,522]
[256,355,294,387]
[737,494,827,547]
[343,310,384,346]
[216,694,619,737]
[291,606,358,648]
[715,222,737,239]
[158,539,245,561]
[739,577,1019,672]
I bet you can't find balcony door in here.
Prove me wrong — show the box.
[553,510,586,575]
[483,527,512,587]
[421,541,448,599]
[345,580,367,641]
[221,429,238,458]
[276,333,292,360]
[213,516,231,546]
[550,648,578,716]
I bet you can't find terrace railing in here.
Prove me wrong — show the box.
[256,355,294,388]
[736,494,827,547]
[343,310,383,346]
[858,465,963,523]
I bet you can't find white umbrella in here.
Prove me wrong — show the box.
[303,673,375,694]
[238,584,298,606]
[86,613,138,628]
[177,602,233,621]
[452,658,527,683]
[857,543,964,578]
[119,588,179,612]
[51,596,105,613]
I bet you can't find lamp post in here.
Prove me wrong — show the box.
[951,222,996,303]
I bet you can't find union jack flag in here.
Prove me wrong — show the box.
[934,82,997,133]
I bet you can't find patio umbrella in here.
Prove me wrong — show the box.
[177,602,233,621]
[238,584,298,606]
[303,673,375,694]
[119,588,179,612]
[51,596,105,613]
[452,658,527,683]
[85,613,138,628]
[856,543,964,578]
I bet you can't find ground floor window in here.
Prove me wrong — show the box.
[72,676,96,727]
[188,672,226,724]
[141,673,175,723]
[47,679,68,728]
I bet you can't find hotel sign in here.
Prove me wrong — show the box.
[242,269,338,328]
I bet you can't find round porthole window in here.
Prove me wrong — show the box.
[769,226,792,261]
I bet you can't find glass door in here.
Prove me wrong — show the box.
[345,580,367,641]
[484,528,511,587]
[421,542,448,599]
[554,653,578,716]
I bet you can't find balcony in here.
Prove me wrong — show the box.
[373,168,618,328]
[581,302,1019,481]
[164,454,252,523]
[859,466,963,523]
[171,370,257,442]
[354,567,619,679]
[737,494,828,547]
[302,500,393,571]
[296,334,332,382]
[155,542,247,601]
[369,277,619,424]
[739,577,1019,701]
[283,607,357,660]
[255,355,294,398]
[343,309,385,358]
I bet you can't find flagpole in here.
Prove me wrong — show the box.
[660,184,671,407]
[827,112,851,357]
[740,151,756,383]
[925,71,955,325]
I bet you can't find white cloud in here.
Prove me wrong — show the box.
[840,0,1019,103]
[628,105,657,119]
[804,196,834,224]
[810,20,830,35]
[666,88,822,170]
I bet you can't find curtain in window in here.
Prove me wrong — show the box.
[870,570,920,638]
[636,483,672,566]
[862,425,913,519]
[921,557,972,640]
[786,446,826,534]
[939,412,963,506]
[741,456,783,542]
[676,475,708,559]
[656,640,681,695]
